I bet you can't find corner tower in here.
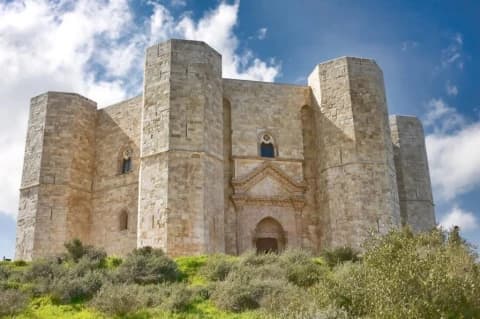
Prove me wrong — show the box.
[15,92,96,260]
[308,57,401,249]
[138,39,225,256]
[390,115,435,231]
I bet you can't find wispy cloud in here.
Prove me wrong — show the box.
[446,81,459,96]
[424,98,465,134]
[401,40,418,52]
[441,33,464,70]
[170,0,187,7]
[257,27,267,40]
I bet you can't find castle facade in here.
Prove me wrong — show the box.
[15,39,435,260]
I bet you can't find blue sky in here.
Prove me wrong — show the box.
[0,0,479,258]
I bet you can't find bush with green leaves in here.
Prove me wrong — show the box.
[238,250,279,267]
[90,282,193,315]
[89,283,146,316]
[50,268,105,303]
[199,254,236,281]
[158,282,194,312]
[280,249,326,287]
[115,246,180,284]
[321,246,360,268]
[212,276,266,312]
[0,261,12,281]
[21,258,64,296]
[212,253,287,312]
[63,238,107,267]
[261,284,348,319]
[332,228,480,318]
[0,289,29,317]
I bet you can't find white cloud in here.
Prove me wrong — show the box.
[424,98,465,134]
[257,27,267,40]
[426,123,480,201]
[441,33,464,70]
[425,99,480,201]
[0,0,280,218]
[0,0,135,218]
[401,40,418,52]
[146,1,279,81]
[170,0,187,7]
[169,2,279,81]
[446,81,458,96]
[439,205,478,232]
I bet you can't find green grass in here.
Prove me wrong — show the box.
[15,297,107,319]
[11,296,261,319]
[175,255,209,285]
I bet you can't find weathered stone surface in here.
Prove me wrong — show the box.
[16,92,96,260]
[139,40,224,256]
[390,115,435,232]
[91,95,142,256]
[308,57,401,249]
[15,39,436,260]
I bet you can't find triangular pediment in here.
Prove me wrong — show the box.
[246,175,291,197]
[232,161,306,195]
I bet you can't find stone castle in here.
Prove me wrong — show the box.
[15,39,436,260]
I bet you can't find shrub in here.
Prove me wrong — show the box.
[321,246,359,268]
[260,284,345,319]
[211,261,287,312]
[50,269,105,303]
[200,254,236,281]
[22,258,64,295]
[64,239,107,267]
[212,278,265,312]
[159,283,194,312]
[89,283,145,316]
[332,228,480,318]
[13,260,28,267]
[0,289,29,316]
[238,250,278,267]
[23,258,62,282]
[280,249,326,287]
[90,282,194,315]
[115,246,179,284]
[0,262,11,281]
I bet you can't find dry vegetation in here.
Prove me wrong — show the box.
[1,227,479,319]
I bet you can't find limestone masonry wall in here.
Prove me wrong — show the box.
[390,115,436,231]
[139,40,224,256]
[92,95,142,256]
[16,39,436,260]
[16,92,96,260]
[308,57,401,249]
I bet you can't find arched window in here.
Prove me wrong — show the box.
[259,134,275,158]
[119,210,128,231]
[121,148,132,174]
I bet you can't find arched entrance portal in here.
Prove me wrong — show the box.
[254,217,285,253]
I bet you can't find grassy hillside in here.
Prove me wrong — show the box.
[1,228,479,319]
